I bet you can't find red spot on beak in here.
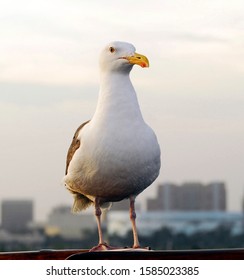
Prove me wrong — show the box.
[141,62,147,68]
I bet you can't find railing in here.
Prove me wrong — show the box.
[0,248,244,260]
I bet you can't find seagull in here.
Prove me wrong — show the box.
[64,41,161,251]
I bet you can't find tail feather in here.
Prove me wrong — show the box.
[66,186,112,212]
[71,192,93,213]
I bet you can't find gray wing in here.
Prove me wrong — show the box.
[65,120,90,175]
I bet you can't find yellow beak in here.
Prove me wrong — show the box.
[126,52,149,68]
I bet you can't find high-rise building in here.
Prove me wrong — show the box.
[147,182,226,211]
[1,200,33,233]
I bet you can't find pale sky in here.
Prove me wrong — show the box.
[0,0,244,221]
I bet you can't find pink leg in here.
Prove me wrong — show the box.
[129,196,140,248]
[94,198,104,245]
[90,198,120,251]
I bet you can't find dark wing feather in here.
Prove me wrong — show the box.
[65,120,90,175]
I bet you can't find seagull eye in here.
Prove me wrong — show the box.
[109,47,115,53]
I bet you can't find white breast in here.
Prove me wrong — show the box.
[64,71,161,202]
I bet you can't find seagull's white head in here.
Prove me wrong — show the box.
[99,41,149,73]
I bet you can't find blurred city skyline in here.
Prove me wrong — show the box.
[0,1,244,220]
[1,183,244,252]
[0,181,241,225]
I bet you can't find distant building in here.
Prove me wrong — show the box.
[147,182,226,211]
[107,211,242,237]
[47,205,97,239]
[1,200,33,233]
